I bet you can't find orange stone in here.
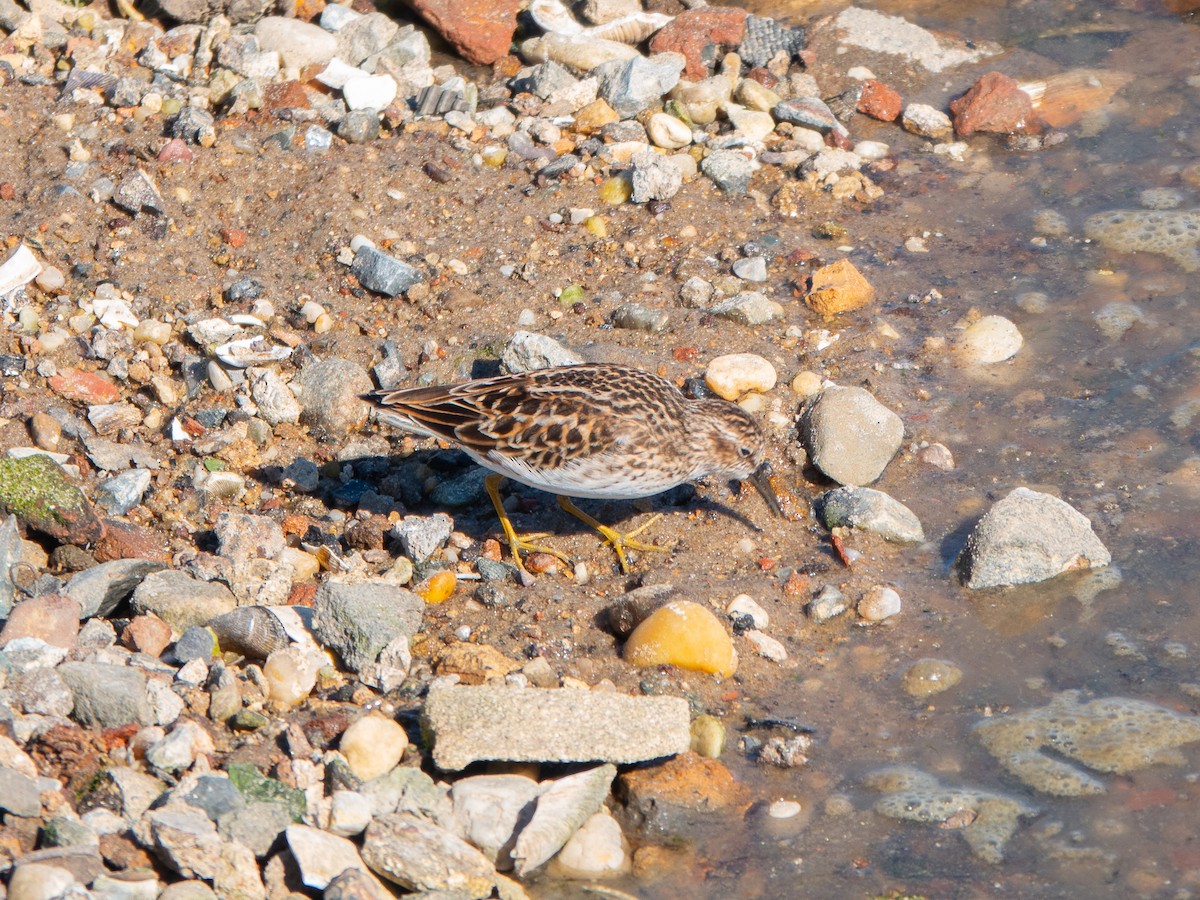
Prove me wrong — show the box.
[49,368,121,404]
[435,643,520,684]
[617,752,752,820]
[804,258,875,318]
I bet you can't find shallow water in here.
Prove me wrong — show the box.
[627,0,1200,896]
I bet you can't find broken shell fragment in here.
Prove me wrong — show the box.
[214,335,293,368]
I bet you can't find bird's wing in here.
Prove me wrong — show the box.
[365,367,624,467]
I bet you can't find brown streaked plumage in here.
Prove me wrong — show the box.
[363,363,779,572]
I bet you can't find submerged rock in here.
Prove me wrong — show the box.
[1084,209,1200,272]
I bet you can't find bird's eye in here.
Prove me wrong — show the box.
[738,446,754,458]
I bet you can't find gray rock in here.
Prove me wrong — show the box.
[158,881,218,900]
[610,302,670,333]
[279,458,320,492]
[57,662,153,728]
[799,386,904,486]
[248,368,300,425]
[338,110,381,144]
[254,16,338,69]
[709,291,783,325]
[595,53,684,119]
[0,766,46,817]
[167,107,216,147]
[732,256,767,282]
[217,801,293,859]
[14,667,73,716]
[41,816,98,848]
[393,513,453,563]
[174,626,217,663]
[351,246,423,297]
[184,775,244,821]
[360,766,450,822]
[65,559,168,619]
[215,510,284,563]
[131,570,237,632]
[335,12,399,67]
[362,26,430,75]
[422,685,691,770]
[362,813,496,895]
[817,487,925,543]
[700,149,758,195]
[958,488,1111,589]
[807,585,848,623]
[312,579,424,672]
[0,514,21,617]
[113,169,166,216]
[429,469,488,507]
[678,276,715,309]
[630,150,682,203]
[296,358,372,436]
[304,124,334,152]
[285,824,383,892]
[519,61,578,100]
[512,765,615,875]
[449,774,540,866]
[499,331,584,373]
[96,468,152,516]
[141,805,265,898]
[105,767,168,821]
[319,3,359,30]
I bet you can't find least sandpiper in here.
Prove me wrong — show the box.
[364,363,779,573]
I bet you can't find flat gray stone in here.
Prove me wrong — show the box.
[65,559,168,619]
[499,331,584,373]
[57,662,154,728]
[361,812,496,895]
[595,53,684,119]
[422,685,690,770]
[708,291,783,325]
[817,487,924,543]
[296,358,372,436]
[131,570,237,632]
[0,766,45,817]
[958,487,1111,589]
[311,579,424,672]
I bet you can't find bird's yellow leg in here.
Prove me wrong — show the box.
[484,475,572,571]
[556,496,670,574]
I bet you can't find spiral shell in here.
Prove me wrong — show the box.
[208,606,317,659]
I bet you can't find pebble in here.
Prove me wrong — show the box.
[745,629,788,662]
[901,103,954,139]
[96,468,152,516]
[343,74,397,111]
[708,291,783,324]
[630,150,682,203]
[857,586,902,623]
[624,601,737,677]
[731,256,767,282]
[799,386,904,486]
[700,149,758,196]
[808,585,848,623]
[816,487,924,543]
[552,810,630,878]
[596,54,684,120]
[804,258,875,318]
[296,357,372,435]
[329,789,373,837]
[610,302,669,333]
[351,246,422,296]
[689,715,726,758]
[957,315,1023,363]
[727,593,768,629]
[705,353,777,400]
[901,658,963,698]
[262,646,321,706]
[646,112,691,149]
[340,714,408,780]
[255,17,338,69]
[29,412,62,450]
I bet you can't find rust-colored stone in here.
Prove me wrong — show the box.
[121,613,173,657]
[48,368,120,404]
[648,7,748,81]
[856,79,902,121]
[0,594,81,649]
[804,258,876,318]
[406,0,525,65]
[27,725,108,797]
[99,832,155,871]
[219,226,247,248]
[617,752,752,824]
[93,520,171,563]
[156,137,193,162]
[0,182,15,200]
[950,71,1040,137]
[263,80,312,111]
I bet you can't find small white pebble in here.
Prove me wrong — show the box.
[454,626,471,641]
[300,300,325,324]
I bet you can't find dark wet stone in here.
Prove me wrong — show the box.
[339,110,381,144]
[351,246,423,297]
[429,469,487,507]
[184,775,246,821]
[224,277,263,302]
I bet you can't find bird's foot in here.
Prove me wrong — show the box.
[558,499,671,574]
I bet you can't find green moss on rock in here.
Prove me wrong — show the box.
[0,455,104,543]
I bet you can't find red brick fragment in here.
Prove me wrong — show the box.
[407,0,524,65]
[950,71,1041,137]
[648,7,748,81]
[857,80,902,121]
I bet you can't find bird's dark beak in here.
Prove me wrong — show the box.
[736,463,782,517]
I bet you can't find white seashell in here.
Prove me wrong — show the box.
[227,313,266,327]
[214,335,293,368]
[170,417,192,441]
[528,0,583,35]
[93,297,140,330]
[0,244,43,299]
[588,12,672,44]
[521,34,640,74]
